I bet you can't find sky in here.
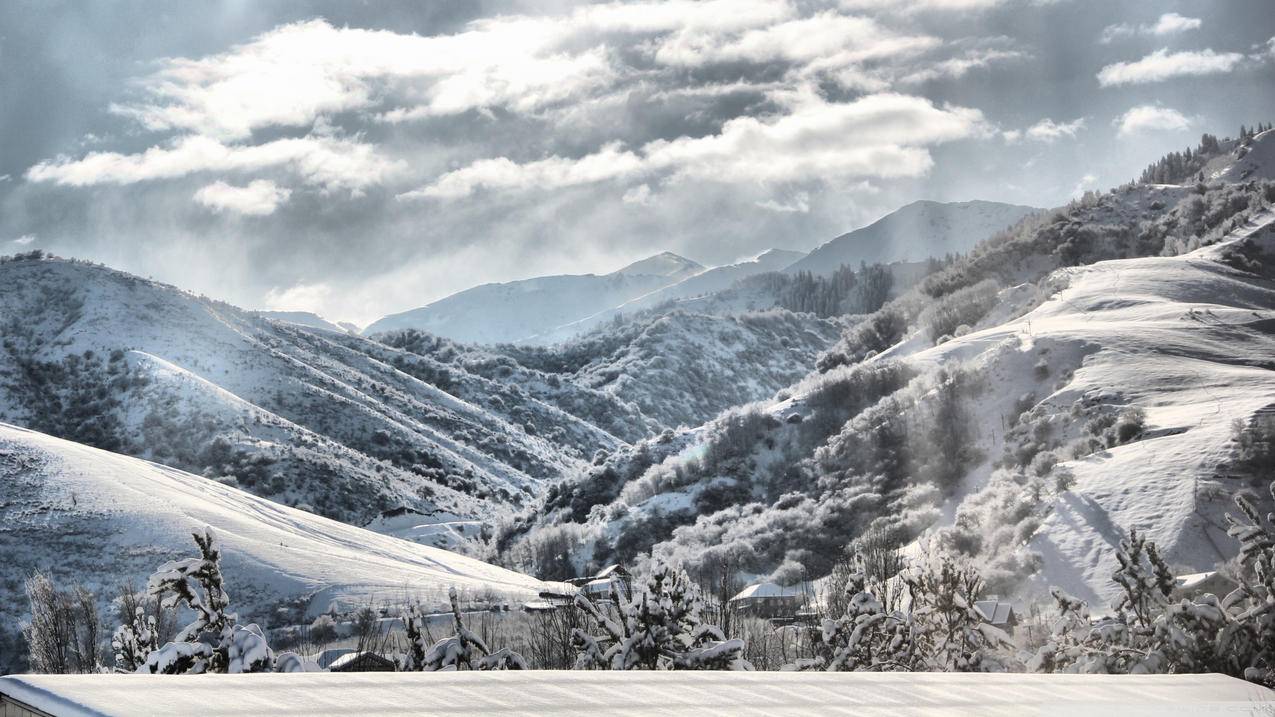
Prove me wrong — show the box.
[1,0,1273,326]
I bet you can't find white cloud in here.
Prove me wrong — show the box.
[1114,105,1192,137]
[194,179,292,216]
[1024,117,1085,142]
[756,192,810,213]
[1097,48,1244,87]
[900,48,1025,84]
[11,235,36,245]
[622,184,654,205]
[840,0,1011,12]
[263,282,332,313]
[402,92,987,199]
[1100,13,1202,44]
[26,135,401,193]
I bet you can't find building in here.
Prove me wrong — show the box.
[1173,571,1239,601]
[2,670,1270,716]
[972,597,1018,634]
[728,582,808,618]
[568,564,633,601]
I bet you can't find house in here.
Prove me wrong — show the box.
[1173,571,1239,600]
[313,648,355,670]
[522,600,559,613]
[973,597,1018,634]
[327,651,396,672]
[568,564,633,600]
[728,582,808,618]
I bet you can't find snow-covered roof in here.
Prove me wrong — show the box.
[729,582,806,601]
[973,600,1015,625]
[1175,572,1216,589]
[594,564,629,578]
[2,672,1269,716]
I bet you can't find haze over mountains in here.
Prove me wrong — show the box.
[363,200,1040,346]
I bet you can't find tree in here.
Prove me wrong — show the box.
[399,587,528,671]
[903,555,1014,672]
[139,527,275,674]
[572,561,751,670]
[794,555,916,671]
[22,572,101,674]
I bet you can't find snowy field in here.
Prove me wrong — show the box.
[1,672,1271,716]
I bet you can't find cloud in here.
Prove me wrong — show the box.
[756,192,810,213]
[1100,13,1202,44]
[27,134,401,193]
[1114,105,1192,137]
[622,184,654,206]
[263,281,332,312]
[401,92,988,199]
[1097,48,1244,87]
[839,0,1012,12]
[899,48,1025,84]
[11,235,36,245]
[1024,117,1085,142]
[194,179,291,216]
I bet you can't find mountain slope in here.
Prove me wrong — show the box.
[784,200,1040,277]
[363,252,704,344]
[0,423,557,632]
[535,249,806,342]
[0,256,622,530]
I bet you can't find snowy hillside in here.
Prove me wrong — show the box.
[257,310,352,334]
[498,172,1275,601]
[0,423,558,631]
[536,249,806,342]
[362,252,704,344]
[784,200,1040,277]
[495,309,844,430]
[0,257,619,529]
[1211,128,1275,183]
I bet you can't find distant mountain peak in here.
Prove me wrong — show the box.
[611,251,704,278]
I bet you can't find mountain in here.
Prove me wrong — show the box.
[257,310,351,334]
[500,308,844,430]
[497,169,1275,602]
[533,249,807,342]
[362,252,705,345]
[0,256,627,531]
[783,200,1040,277]
[0,422,557,635]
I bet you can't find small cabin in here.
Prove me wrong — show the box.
[728,582,808,618]
[568,564,633,600]
[973,597,1018,634]
[1173,571,1239,601]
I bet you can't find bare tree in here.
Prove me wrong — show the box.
[22,571,102,674]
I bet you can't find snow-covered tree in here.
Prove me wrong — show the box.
[791,557,916,672]
[572,561,750,670]
[112,605,159,672]
[903,555,1014,672]
[139,527,276,674]
[1222,480,1275,686]
[398,587,528,671]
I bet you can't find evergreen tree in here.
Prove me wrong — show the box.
[399,587,528,671]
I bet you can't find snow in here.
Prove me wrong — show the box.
[1,672,1270,716]
[784,200,1040,277]
[256,311,351,334]
[362,251,704,344]
[903,209,1275,604]
[537,248,807,341]
[0,422,563,623]
[730,583,807,601]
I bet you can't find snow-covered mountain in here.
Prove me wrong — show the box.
[257,310,352,334]
[784,200,1040,277]
[363,252,704,345]
[0,422,558,632]
[498,157,1275,602]
[0,256,625,530]
[535,249,807,342]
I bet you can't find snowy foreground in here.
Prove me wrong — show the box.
[1,672,1270,716]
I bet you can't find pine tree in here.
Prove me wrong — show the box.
[112,606,159,672]
[139,527,276,674]
[794,556,916,671]
[903,556,1013,672]
[398,587,528,671]
[571,561,750,670]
